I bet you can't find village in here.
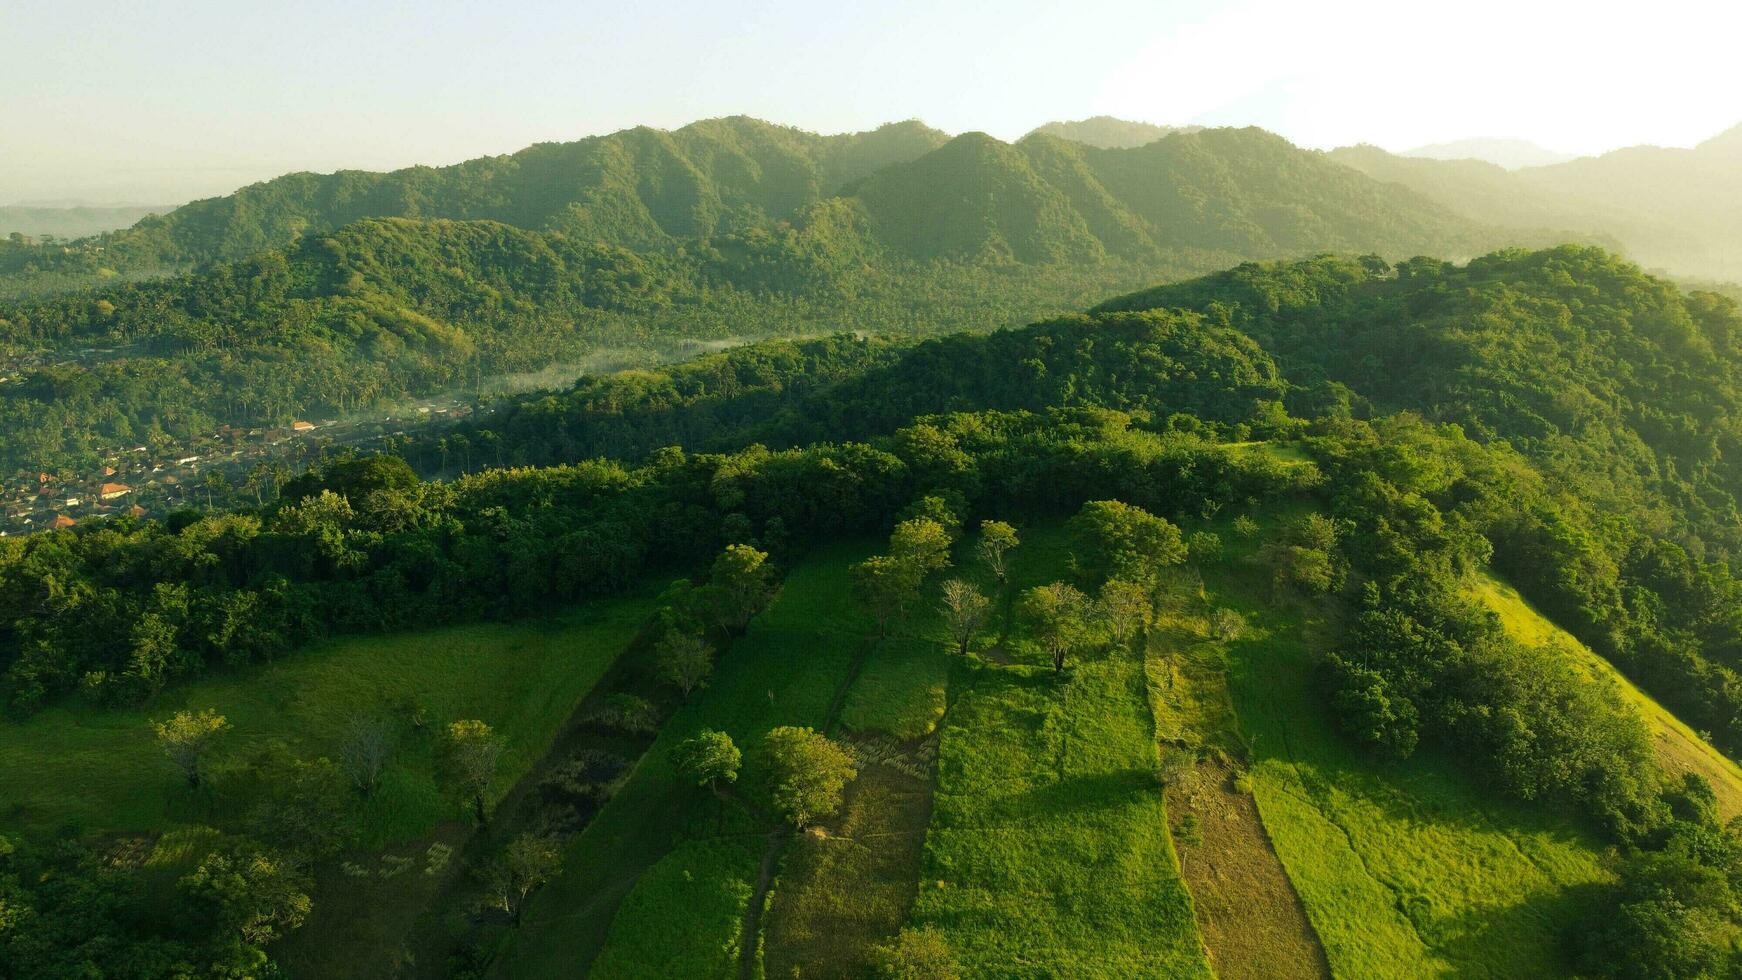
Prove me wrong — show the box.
[1,397,480,536]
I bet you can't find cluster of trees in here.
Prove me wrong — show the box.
[1575,777,1742,978]
[2,408,1313,712]
[673,725,857,830]
[430,305,1290,472]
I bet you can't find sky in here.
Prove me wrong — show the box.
[3,0,1739,204]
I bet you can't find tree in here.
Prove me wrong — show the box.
[483,833,562,924]
[337,712,393,796]
[202,468,230,508]
[242,749,352,859]
[975,520,1019,585]
[852,554,925,637]
[1019,582,1092,672]
[153,708,229,787]
[1576,845,1739,980]
[1187,530,1223,565]
[1209,607,1246,641]
[179,839,312,948]
[872,925,962,979]
[655,631,713,699]
[442,719,504,825]
[938,579,992,655]
[709,544,775,633]
[1097,578,1153,648]
[890,517,953,575]
[1067,500,1186,589]
[674,729,742,797]
[762,726,858,828]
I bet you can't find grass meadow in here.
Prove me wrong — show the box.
[0,591,656,846]
[1204,520,1615,978]
[905,525,1213,978]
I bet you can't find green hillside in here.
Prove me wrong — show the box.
[1331,125,1742,280]
[11,247,1742,979]
[0,121,1529,474]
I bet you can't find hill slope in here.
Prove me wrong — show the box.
[1333,126,1742,279]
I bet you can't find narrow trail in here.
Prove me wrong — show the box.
[735,827,792,980]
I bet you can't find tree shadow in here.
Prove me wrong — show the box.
[1431,880,1607,980]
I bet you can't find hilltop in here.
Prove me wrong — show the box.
[1026,115,1200,148]
[1403,137,1575,169]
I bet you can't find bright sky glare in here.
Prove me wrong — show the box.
[3,0,1738,203]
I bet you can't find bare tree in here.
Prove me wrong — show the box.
[938,579,992,655]
[975,520,1019,585]
[655,631,714,699]
[1097,578,1153,648]
[483,833,562,924]
[339,712,393,795]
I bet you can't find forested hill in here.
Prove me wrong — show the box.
[0,121,1544,472]
[0,118,1524,302]
[849,127,1499,263]
[1330,123,1742,281]
[1098,246,1742,557]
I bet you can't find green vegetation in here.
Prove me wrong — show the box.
[1473,575,1742,820]
[0,595,652,840]
[908,525,1211,978]
[16,243,1742,977]
[0,116,1522,473]
[501,541,876,977]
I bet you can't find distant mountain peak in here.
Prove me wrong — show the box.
[1403,138,1575,170]
[1026,116,1200,150]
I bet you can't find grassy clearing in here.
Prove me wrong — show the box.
[840,633,949,739]
[1202,530,1613,979]
[907,525,1211,978]
[587,838,762,979]
[0,593,656,844]
[759,739,937,979]
[496,539,878,979]
[1473,574,1742,819]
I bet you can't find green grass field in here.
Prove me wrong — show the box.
[1473,574,1742,819]
[1204,531,1614,978]
[498,538,880,979]
[906,525,1212,978]
[0,592,656,845]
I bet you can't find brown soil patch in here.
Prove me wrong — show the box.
[1168,759,1329,980]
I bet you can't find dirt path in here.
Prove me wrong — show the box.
[1167,758,1330,980]
[1145,583,1330,980]
[736,827,793,980]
